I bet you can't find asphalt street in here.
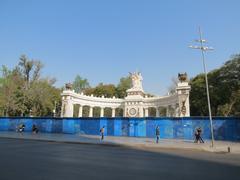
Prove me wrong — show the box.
[0,138,239,180]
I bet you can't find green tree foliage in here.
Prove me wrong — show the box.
[0,66,24,116]
[0,55,61,117]
[85,83,117,98]
[82,76,131,117]
[116,76,131,98]
[190,54,240,116]
[83,76,131,99]
[72,75,90,93]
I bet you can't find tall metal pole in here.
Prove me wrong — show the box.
[199,27,214,147]
[189,27,215,147]
[53,101,57,117]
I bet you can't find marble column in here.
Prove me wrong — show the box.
[112,108,115,118]
[145,108,149,117]
[166,106,169,117]
[61,103,65,117]
[89,106,93,117]
[100,107,104,117]
[78,105,83,117]
[156,107,160,117]
[65,101,74,117]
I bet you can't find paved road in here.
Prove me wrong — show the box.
[0,138,239,180]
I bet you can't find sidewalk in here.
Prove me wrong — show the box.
[100,135,240,154]
[0,131,239,154]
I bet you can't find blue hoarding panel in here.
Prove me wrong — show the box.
[80,118,100,135]
[114,119,122,136]
[136,119,146,137]
[0,117,239,141]
[63,119,75,134]
[121,119,129,136]
[100,118,107,136]
[129,119,135,136]
[0,119,9,131]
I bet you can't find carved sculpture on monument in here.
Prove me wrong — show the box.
[65,83,73,90]
[129,72,143,91]
[178,72,188,82]
[181,101,186,116]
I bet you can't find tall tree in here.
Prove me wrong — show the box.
[18,55,33,86]
[116,76,131,98]
[85,83,117,98]
[72,75,90,93]
[190,54,240,116]
[0,55,61,117]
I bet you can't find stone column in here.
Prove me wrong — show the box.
[174,104,180,117]
[89,106,93,117]
[61,103,65,117]
[145,108,149,117]
[166,106,169,117]
[156,107,160,117]
[78,105,83,117]
[139,107,144,117]
[112,108,116,118]
[100,107,104,117]
[64,100,74,117]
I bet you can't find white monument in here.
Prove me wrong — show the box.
[61,72,191,118]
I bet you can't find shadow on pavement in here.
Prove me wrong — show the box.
[0,138,239,180]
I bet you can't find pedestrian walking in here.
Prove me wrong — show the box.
[194,127,204,143]
[32,124,39,134]
[17,124,25,133]
[197,127,204,143]
[194,128,199,143]
[100,126,105,141]
[156,126,160,143]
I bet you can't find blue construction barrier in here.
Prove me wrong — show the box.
[0,117,239,141]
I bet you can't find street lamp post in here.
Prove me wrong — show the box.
[189,27,215,147]
[53,101,57,117]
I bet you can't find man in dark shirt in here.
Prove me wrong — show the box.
[100,126,105,141]
[156,126,160,143]
[197,127,204,143]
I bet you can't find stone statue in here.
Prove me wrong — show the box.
[129,72,143,90]
[65,83,73,90]
[178,73,188,82]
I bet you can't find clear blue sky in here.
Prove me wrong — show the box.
[0,0,239,95]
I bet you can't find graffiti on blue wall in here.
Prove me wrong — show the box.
[0,117,239,141]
